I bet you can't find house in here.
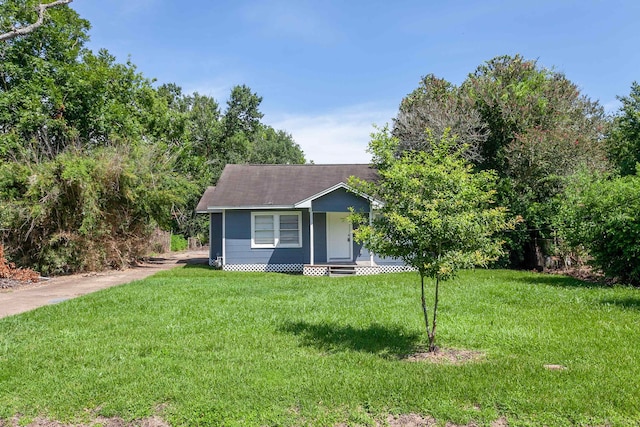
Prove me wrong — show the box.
[195,164,409,276]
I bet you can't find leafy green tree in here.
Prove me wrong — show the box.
[394,55,610,268]
[248,124,305,165]
[556,171,640,286]
[0,1,306,272]
[219,84,263,163]
[607,82,640,176]
[0,0,73,42]
[350,128,513,351]
[0,0,89,159]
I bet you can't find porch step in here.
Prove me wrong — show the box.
[328,265,356,277]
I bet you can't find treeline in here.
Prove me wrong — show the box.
[0,1,304,274]
[393,55,640,284]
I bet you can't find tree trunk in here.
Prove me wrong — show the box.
[428,275,440,352]
[420,273,431,349]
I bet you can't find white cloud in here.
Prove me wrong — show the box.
[268,105,395,164]
[603,99,621,115]
[182,79,233,102]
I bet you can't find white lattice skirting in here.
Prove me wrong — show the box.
[303,265,329,276]
[223,264,304,273]
[378,265,416,273]
[219,263,415,275]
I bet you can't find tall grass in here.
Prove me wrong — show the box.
[0,268,638,426]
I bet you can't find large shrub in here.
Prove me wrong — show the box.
[556,171,640,285]
[0,145,192,275]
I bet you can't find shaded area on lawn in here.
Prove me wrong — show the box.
[600,296,640,310]
[513,272,605,289]
[279,321,420,358]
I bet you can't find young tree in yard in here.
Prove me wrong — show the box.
[350,128,514,352]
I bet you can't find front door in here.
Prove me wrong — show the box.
[327,212,352,261]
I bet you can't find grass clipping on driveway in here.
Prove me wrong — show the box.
[0,267,639,426]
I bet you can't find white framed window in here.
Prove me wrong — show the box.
[251,211,302,248]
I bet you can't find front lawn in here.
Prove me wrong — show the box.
[0,267,639,426]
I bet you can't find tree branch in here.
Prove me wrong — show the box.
[0,0,73,42]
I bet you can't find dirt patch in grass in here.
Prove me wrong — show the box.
[0,416,170,427]
[404,348,485,365]
[384,413,508,427]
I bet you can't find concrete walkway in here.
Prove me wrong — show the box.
[0,250,209,319]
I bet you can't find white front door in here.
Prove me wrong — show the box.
[327,212,352,261]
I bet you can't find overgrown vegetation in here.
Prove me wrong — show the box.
[556,170,640,286]
[0,244,39,282]
[170,234,188,252]
[394,55,609,269]
[0,0,304,274]
[1,146,192,275]
[0,268,639,426]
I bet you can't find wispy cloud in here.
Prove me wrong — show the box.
[603,99,621,115]
[182,78,234,103]
[268,105,395,164]
[241,0,341,44]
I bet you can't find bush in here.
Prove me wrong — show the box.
[556,171,640,285]
[0,146,193,275]
[170,234,188,252]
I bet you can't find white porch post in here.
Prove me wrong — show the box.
[222,210,226,266]
[309,207,314,265]
[369,202,374,265]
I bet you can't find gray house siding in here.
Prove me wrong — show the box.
[225,210,310,265]
[209,213,223,263]
[312,187,370,213]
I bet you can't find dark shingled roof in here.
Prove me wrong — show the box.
[197,164,377,210]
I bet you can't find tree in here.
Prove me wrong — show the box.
[248,124,305,165]
[349,128,513,352]
[393,74,487,163]
[394,55,610,268]
[0,0,73,42]
[606,82,640,176]
[218,84,264,163]
[0,0,90,160]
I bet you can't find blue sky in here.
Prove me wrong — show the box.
[71,0,639,164]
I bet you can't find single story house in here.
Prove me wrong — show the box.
[196,164,409,276]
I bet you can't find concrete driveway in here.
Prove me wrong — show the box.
[0,250,209,319]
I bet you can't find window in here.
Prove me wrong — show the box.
[251,212,302,248]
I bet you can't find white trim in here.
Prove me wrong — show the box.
[369,202,374,265]
[326,212,353,261]
[208,205,292,211]
[222,210,226,266]
[209,213,213,261]
[250,211,303,249]
[294,182,384,208]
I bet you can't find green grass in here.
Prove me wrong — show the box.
[1,268,639,426]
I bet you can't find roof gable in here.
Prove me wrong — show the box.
[198,164,377,210]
